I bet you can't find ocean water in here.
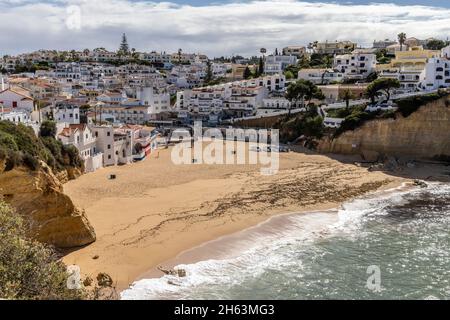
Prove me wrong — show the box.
[121,182,450,300]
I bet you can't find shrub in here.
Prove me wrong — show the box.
[396,92,448,118]
[22,153,40,171]
[4,150,22,172]
[0,120,83,172]
[0,201,86,300]
[40,120,57,138]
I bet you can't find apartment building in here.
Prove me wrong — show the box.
[298,68,344,84]
[420,45,450,90]
[53,101,81,124]
[378,46,441,91]
[333,49,377,80]
[0,88,34,111]
[58,124,102,172]
[314,41,357,55]
[264,55,297,75]
[282,46,307,58]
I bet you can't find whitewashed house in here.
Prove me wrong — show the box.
[264,55,297,75]
[58,124,103,173]
[298,69,344,84]
[420,45,450,90]
[53,101,81,124]
[334,50,377,80]
[0,88,34,112]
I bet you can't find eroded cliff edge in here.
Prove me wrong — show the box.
[318,96,450,159]
[0,161,96,248]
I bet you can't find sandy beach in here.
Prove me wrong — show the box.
[63,144,405,291]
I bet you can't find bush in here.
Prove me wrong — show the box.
[275,113,325,143]
[0,120,83,172]
[396,92,448,118]
[4,150,22,172]
[63,145,84,169]
[0,201,86,300]
[335,110,377,136]
[40,121,57,138]
[22,153,40,171]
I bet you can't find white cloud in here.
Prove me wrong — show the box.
[0,0,449,56]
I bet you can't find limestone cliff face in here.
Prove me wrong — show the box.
[318,97,450,159]
[0,162,96,248]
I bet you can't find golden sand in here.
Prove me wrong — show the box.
[63,144,404,291]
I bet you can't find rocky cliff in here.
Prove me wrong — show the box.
[318,96,450,160]
[0,161,96,248]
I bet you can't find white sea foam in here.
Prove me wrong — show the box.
[121,182,450,300]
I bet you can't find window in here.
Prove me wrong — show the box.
[108,155,112,160]
[107,132,111,137]
[107,144,111,150]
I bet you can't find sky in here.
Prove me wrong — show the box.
[0,0,450,57]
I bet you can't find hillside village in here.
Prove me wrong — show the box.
[1,34,450,173]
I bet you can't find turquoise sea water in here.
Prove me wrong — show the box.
[121,183,450,300]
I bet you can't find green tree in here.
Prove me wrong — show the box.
[243,66,252,80]
[0,201,85,300]
[341,88,355,109]
[284,70,295,80]
[365,78,401,103]
[426,39,448,50]
[398,32,407,51]
[286,79,324,113]
[40,120,57,138]
[118,33,130,56]
[204,61,213,84]
[258,57,264,76]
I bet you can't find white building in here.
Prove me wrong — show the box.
[420,46,450,90]
[0,88,34,112]
[58,124,103,173]
[140,52,172,64]
[264,55,297,75]
[333,50,377,80]
[298,68,344,84]
[175,74,286,116]
[136,86,171,115]
[257,97,292,115]
[282,46,307,58]
[379,68,424,92]
[0,109,31,123]
[53,102,81,124]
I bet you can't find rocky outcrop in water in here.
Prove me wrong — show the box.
[318,96,450,160]
[0,161,96,248]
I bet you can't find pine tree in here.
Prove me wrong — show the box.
[205,61,213,84]
[119,33,130,56]
[258,57,264,76]
[243,66,252,79]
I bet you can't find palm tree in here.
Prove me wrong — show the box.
[178,48,182,64]
[398,32,407,51]
[341,88,354,109]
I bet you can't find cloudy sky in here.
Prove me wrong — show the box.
[1,0,450,57]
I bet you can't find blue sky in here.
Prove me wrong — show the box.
[0,0,449,56]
